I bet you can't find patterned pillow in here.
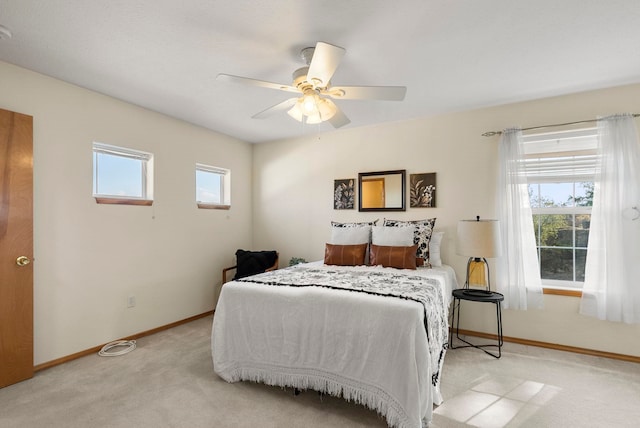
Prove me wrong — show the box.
[383,218,437,266]
[369,244,418,270]
[324,243,368,266]
[331,220,378,228]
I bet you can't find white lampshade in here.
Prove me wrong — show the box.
[456,219,502,258]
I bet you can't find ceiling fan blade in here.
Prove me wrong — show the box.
[307,42,346,88]
[252,98,299,119]
[325,85,407,101]
[217,74,299,94]
[326,100,351,129]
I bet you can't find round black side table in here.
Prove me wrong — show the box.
[449,288,504,359]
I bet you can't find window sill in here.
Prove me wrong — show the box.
[197,203,230,210]
[543,287,582,298]
[95,197,153,206]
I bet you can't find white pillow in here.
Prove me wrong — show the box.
[371,225,414,246]
[429,231,444,267]
[330,226,371,245]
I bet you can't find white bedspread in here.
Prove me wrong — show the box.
[212,263,457,428]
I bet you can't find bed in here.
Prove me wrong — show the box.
[211,261,457,428]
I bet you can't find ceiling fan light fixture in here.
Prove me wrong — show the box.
[317,98,337,120]
[287,102,304,122]
[287,92,337,125]
[293,98,337,125]
[305,113,323,125]
[302,93,319,115]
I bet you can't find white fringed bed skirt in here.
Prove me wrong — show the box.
[218,363,427,428]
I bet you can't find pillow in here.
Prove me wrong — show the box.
[369,244,418,270]
[383,218,437,266]
[235,249,278,279]
[331,220,378,228]
[324,243,368,266]
[371,225,414,246]
[330,226,370,245]
[330,220,377,264]
[429,231,444,267]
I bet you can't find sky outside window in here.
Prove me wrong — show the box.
[196,169,222,204]
[94,152,144,197]
[529,182,592,208]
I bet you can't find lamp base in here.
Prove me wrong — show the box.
[464,257,492,292]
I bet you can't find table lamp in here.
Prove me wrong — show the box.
[456,216,502,294]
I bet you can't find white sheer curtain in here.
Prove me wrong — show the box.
[580,114,640,323]
[496,128,544,310]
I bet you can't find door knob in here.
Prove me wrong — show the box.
[16,256,31,267]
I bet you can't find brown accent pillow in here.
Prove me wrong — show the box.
[324,243,368,266]
[369,244,418,270]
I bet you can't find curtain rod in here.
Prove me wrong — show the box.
[481,114,640,137]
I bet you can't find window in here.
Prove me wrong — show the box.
[523,129,597,291]
[196,163,230,209]
[93,142,153,205]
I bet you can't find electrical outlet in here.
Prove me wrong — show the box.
[127,296,136,308]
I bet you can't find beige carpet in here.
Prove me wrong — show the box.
[0,315,638,428]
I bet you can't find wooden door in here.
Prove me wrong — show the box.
[0,108,34,388]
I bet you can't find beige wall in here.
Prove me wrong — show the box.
[253,83,640,357]
[0,61,253,365]
[2,57,639,365]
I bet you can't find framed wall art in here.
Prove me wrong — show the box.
[334,178,355,209]
[409,173,436,208]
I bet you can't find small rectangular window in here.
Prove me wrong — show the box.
[196,163,230,209]
[93,142,153,205]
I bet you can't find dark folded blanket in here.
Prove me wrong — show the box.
[234,249,278,279]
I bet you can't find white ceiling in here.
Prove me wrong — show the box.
[1,0,640,143]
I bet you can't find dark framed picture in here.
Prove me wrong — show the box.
[334,178,355,209]
[410,173,436,208]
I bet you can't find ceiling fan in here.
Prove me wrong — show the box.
[217,42,407,128]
